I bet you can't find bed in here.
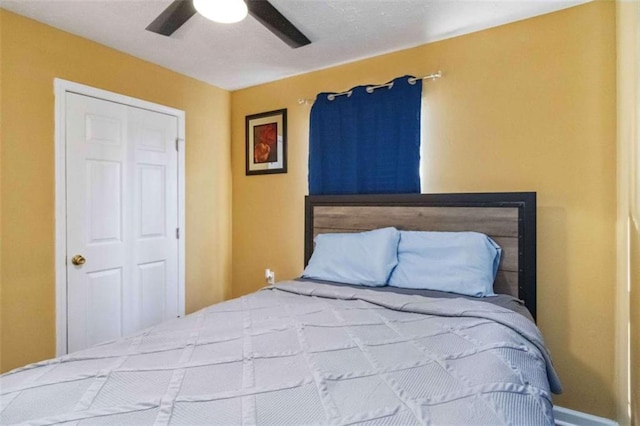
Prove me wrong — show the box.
[0,192,561,425]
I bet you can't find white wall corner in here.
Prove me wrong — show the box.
[614,0,638,424]
[554,406,618,426]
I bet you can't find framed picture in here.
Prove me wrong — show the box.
[245,108,287,175]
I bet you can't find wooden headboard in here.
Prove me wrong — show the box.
[304,192,537,319]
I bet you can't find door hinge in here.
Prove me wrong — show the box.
[176,227,180,239]
[175,138,179,152]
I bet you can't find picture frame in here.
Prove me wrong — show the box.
[245,108,287,175]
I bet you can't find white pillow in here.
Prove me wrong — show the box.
[388,231,501,297]
[302,227,400,286]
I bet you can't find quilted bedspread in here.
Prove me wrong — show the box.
[0,280,561,425]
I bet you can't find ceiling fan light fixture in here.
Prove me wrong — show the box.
[193,0,248,24]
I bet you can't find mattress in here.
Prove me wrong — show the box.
[0,279,561,425]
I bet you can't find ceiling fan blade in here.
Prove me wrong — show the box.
[146,0,197,36]
[246,0,311,49]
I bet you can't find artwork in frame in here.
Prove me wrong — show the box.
[245,108,287,175]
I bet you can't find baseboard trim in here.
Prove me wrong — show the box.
[554,406,618,426]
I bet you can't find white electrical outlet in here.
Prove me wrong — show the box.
[265,268,275,285]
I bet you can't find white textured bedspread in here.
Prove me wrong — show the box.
[1,280,561,425]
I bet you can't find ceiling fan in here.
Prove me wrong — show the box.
[146,0,311,49]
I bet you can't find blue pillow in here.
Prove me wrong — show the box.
[388,231,501,297]
[302,227,400,287]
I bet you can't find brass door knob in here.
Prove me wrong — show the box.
[71,255,86,266]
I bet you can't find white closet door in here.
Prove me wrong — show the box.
[128,107,179,333]
[66,93,178,353]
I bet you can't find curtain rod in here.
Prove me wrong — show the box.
[298,71,442,105]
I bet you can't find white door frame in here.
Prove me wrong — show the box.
[54,79,186,356]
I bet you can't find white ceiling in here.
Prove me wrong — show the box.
[1,0,589,90]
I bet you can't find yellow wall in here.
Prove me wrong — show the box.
[231,2,617,419]
[629,6,640,420]
[0,10,232,372]
[617,2,639,424]
[0,11,4,373]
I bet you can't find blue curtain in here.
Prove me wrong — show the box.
[309,75,422,195]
